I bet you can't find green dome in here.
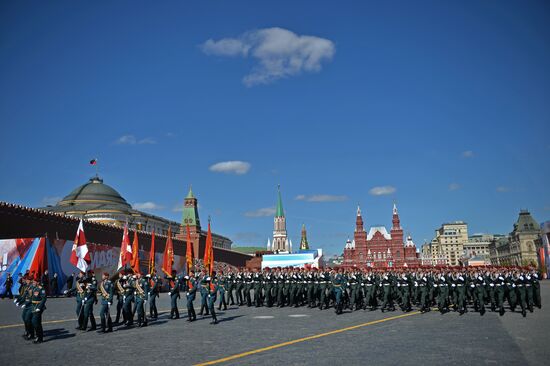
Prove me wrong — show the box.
[57,176,131,209]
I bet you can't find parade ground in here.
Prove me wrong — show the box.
[0,282,548,366]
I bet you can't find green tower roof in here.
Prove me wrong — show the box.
[186,185,195,199]
[276,185,284,217]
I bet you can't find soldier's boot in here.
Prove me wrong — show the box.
[187,310,193,322]
[522,308,526,317]
[480,306,485,316]
[191,307,197,321]
[107,317,112,332]
[499,306,505,316]
[210,313,218,325]
[89,315,97,331]
[174,308,180,319]
[100,317,107,333]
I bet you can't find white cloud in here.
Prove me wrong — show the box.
[496,186,511,193]
[138,137,157,144]
[115,135,156,145]
[449,183,461,191]
[209,161,251,175]
[462,150,474,158]
[201,27,335,86]
[116,135,137,144]
[42,196,62,206]
[244,207,276,217]
[369,186,396,196]
[295,194,348,202]
[133,202,164,211]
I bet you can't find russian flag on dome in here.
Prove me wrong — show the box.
[70,219,91,272]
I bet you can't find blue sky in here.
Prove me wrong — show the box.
[1,1,549,256]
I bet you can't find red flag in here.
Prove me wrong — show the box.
[149,230,156,275]
[70,219,91,272]
[203,220,214,276]
[162,226,174,276]
[30,238,48,280]
[117,222,132,270]
[185,224,194,274]
[131,231,140,274]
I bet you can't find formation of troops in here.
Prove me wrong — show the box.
[9,265,543,343]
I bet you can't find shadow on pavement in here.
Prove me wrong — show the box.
[44,328,75,342]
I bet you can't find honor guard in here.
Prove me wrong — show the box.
[184,270,198,322]
[98,272,114,333]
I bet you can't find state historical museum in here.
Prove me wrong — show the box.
[343,204,420,268]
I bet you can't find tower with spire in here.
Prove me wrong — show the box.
[177,185,201,258]
[272,185,288,252]
[300,224,310,250]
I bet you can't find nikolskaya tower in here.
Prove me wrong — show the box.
[268,185,291,253]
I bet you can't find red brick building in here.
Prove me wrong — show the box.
[343,204,419,268]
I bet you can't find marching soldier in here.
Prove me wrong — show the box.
[184,270,198,322]
[217,270,228,311]
[207,272,219,324]
[82,272,98,331]
[17,276,34,340]
[114,274,125,324]
[98,272,114,333]
[253,268,263,307]
[31,278,47,343]
[264,267,275,308]
[332,268,344,315]
[134,273,148,327]
[167,270,180,319]
[123,274,135,326]
[199,269,211,316]
[227,270,236,306]
[148,271,160,319]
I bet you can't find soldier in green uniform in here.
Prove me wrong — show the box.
[31,279,47,343]
[207,272,219,324]
[166,270,180,319]
[494,270,506,316]
[332,268,344,314]
[380,272,395,312]
[276,268,287,307]
[65,271,86,330]
[82,272,98,331]
[529,267,542,309]
[122,274,135,325]
[184,270,197,322]
[319,271,331,310]
[397,272,412,312]
[217,270,228,311]
[434,270,448,314]
[504,269,517,312]
[199,269,211,315]
[264,267,275,308]
[362,270,376,311]
[415,272,429,313]
[235,270,244,306]
[244,270,253,307]
[147,272,160,319]
[114,274,125,324]
[135,272,149,327]
[16,276,34,340]
[98,272,114,333]
[227,270,236,306]
[253,268,263,307]
[514,270,528,317]
[472,271,486,316]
